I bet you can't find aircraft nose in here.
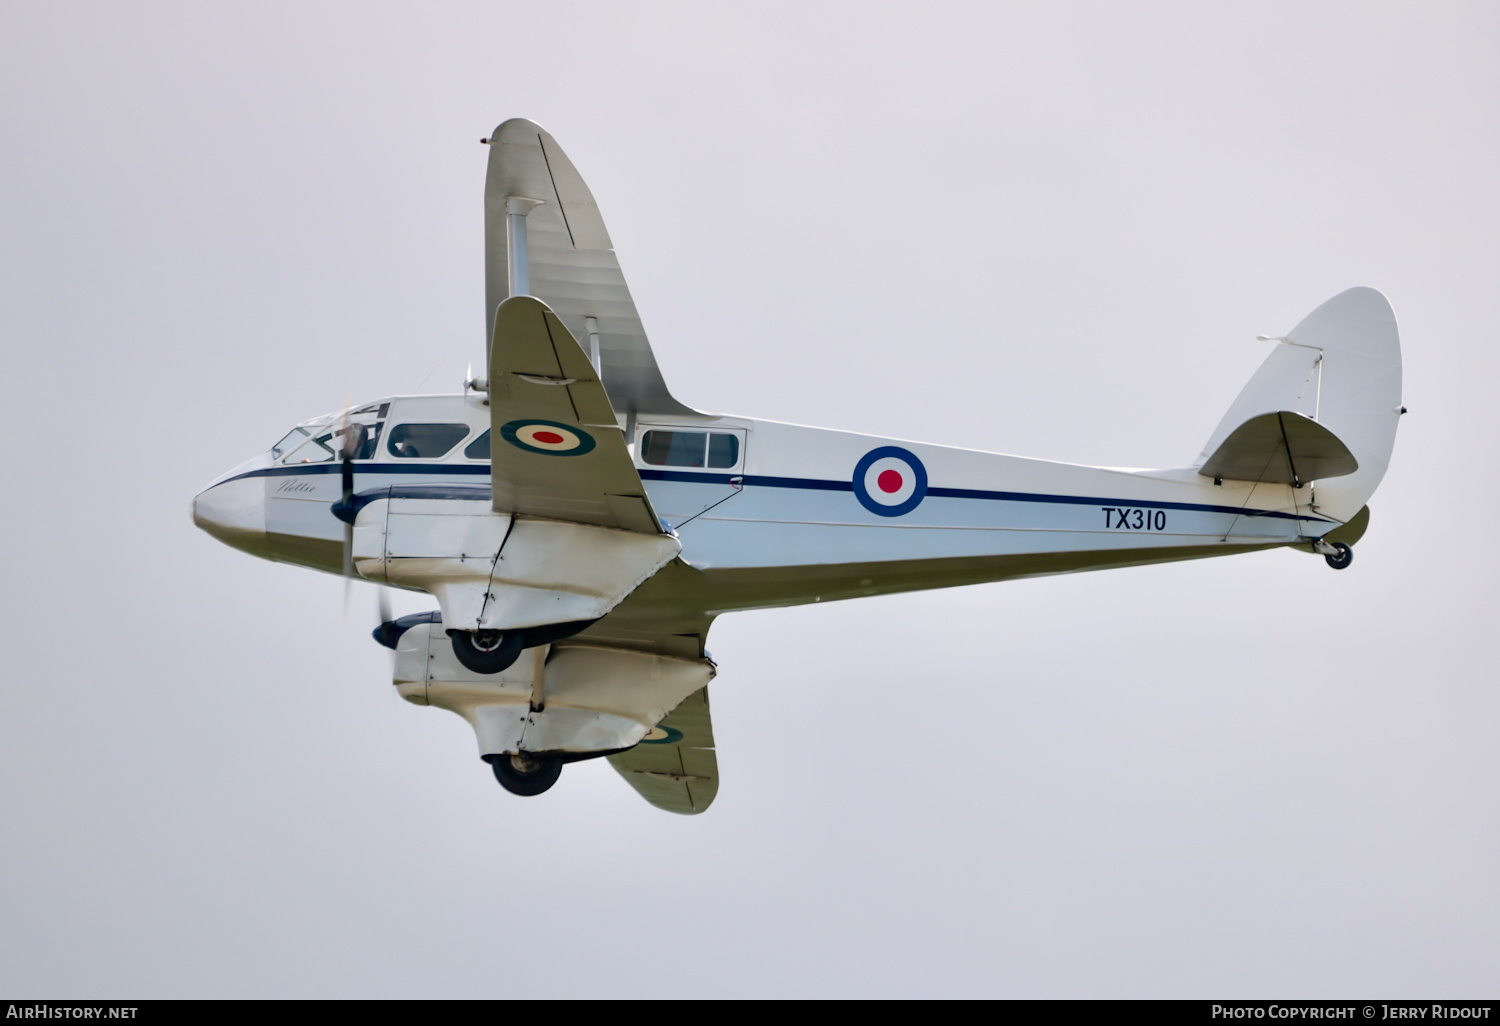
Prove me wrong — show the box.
[192,476,267,553]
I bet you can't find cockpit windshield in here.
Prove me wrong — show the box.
[271,420,384,464]
[270,429,307,460]
[272,428,334,465]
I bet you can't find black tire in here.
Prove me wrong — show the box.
[487,753,562,796]
[1324,542,1353,570]
[450,630,524,674]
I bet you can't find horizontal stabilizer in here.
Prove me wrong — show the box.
[607,687,718,814]
[1199,411,1357,487]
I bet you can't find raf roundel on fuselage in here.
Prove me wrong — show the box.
[853,446,928,517]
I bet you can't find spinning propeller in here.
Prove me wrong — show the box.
[329,402,369,613]
[371,586,399,652]
[322,404,419,646]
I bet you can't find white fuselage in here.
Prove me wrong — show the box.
[194,393,1325,613]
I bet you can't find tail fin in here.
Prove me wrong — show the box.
[1198,287,1403,524]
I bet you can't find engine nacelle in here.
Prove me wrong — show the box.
[351,493,680,633]
[393,620,715,755]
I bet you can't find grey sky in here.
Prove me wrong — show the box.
[1,1,1496,996]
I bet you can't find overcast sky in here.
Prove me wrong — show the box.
[2,1,1497,997]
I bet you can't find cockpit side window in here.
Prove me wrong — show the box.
[359,423,383,459]
[333,422,384,460]
[387,423,470,459]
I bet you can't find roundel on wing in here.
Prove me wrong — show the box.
[853,446,928,517]
[641,725,684,744]
[499,419,597,456]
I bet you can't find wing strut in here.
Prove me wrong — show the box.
[504,196,544,297]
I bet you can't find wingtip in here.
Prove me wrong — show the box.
[488,117,547,142]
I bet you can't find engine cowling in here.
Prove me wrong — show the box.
[351,493,680,633]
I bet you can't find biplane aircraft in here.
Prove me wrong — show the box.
[193,118,1404,813]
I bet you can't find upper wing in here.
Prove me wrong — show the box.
[607,686,719,815]
[484,119,698,417]
[489,295,665,534]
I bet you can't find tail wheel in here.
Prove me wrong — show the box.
[487,753,562,796]
[451,630,524,674]
[1323,542,1353,570]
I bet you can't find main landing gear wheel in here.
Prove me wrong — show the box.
[1323,542,1353,570]
[487,753,562,796]
[451,629,525,674]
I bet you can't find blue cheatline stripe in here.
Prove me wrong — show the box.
[923,485,1326,522]
[639,468,847,491]
[639,468,1330,523]
[231,462,1331,524]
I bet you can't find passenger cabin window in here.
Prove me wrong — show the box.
[640,430,739,469]
[708,433,739,468]
[387,423,470,459]
[464,430,490,460]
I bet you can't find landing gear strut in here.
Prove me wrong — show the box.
[486,753,563,796]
